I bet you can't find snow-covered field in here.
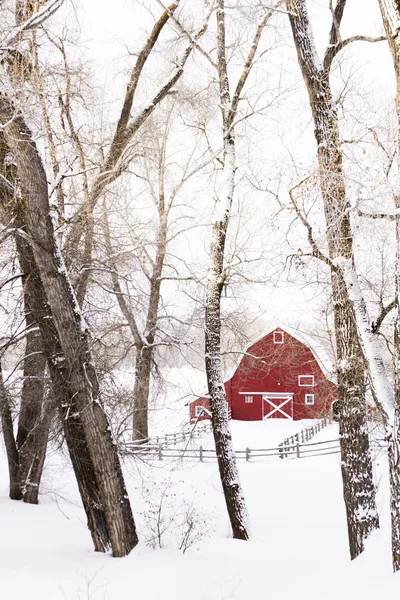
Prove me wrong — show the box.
[1,420,398,599]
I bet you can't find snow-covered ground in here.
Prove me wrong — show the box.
[0,420,398,599]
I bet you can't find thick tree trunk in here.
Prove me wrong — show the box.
[0,94,138,557]
[0,137,49,505]
[286,0,379,558]
[0,362,22,500]
[16,302,49,504]
[14,222,138,554]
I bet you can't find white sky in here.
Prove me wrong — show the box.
[42,0,400,347]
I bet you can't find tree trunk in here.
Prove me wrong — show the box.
[132,345,152,442]
[16,298,50,504]
[102,198,168,443]
[0,93,138,557]
[205,213,250,539]
[0,362,22,500]
[286,0,379,558]
[202,0,250,541]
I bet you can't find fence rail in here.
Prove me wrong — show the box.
[278,417,331,458]
[122,435,344,463]
[122,420,213,453]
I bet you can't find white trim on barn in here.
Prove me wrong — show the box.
[187,325,336,405]
[298,375,315,387]
[262,394,293,420]
[305,393,315,405]
[239,391,293,397]
[273,330,284,344]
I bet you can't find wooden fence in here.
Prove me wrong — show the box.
[122,435,342,463]
[278,417,331,458]
[123,420,213,452]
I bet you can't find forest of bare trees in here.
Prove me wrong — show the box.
[2,0,400,579]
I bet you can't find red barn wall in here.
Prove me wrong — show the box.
[230,330,336,421]
[189,329,337,422]
[189,381,232,423]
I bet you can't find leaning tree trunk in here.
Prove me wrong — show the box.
[0,93,138,557]
[286,0,379,559]
[0,131,50,504]
[377,0,400,571]
[16,295,50,504]
[13,223,130,552]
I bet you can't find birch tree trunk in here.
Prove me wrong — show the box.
[286,0,379,559]
[0,93,138,557]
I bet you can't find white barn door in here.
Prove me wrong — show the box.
[262,393,293,420]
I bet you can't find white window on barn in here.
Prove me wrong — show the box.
[244,395,253,403]
[195,406,205,417]
[305,393,315,405]
[298,375,314,387]
[273,331,284,344]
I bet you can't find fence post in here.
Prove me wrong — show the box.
[296,442,300,458]
[199,446,203,463]
[158,445,162,461]
[279,443,283,459]
[246,447,250,462]
[301,430,304,443]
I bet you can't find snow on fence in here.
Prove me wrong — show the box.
[278,417,331,459]
[123,420,213,452]
[121,436,342,463]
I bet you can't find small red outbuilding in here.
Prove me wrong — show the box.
[189,328,337,423]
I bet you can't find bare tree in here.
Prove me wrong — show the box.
[370,0,400,571]
[204,0,283,540]
[0,2,138,556]
[101,105,209,442]
[285,0,381,559]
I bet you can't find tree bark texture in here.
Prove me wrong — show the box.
[0,361,22,500]
[0,131,49,504]
[203,0,250,541]
[16,303,50,505]
[132,345,152,442]
[286,0,379,559]
[0,94,138,557]
[14,225,120,552]
[377,0,400,572]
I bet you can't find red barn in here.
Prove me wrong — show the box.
[189,328,337,423]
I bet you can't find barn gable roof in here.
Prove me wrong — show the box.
[187,326,336,404]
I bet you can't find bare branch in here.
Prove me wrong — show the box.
[2,0,65,50]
